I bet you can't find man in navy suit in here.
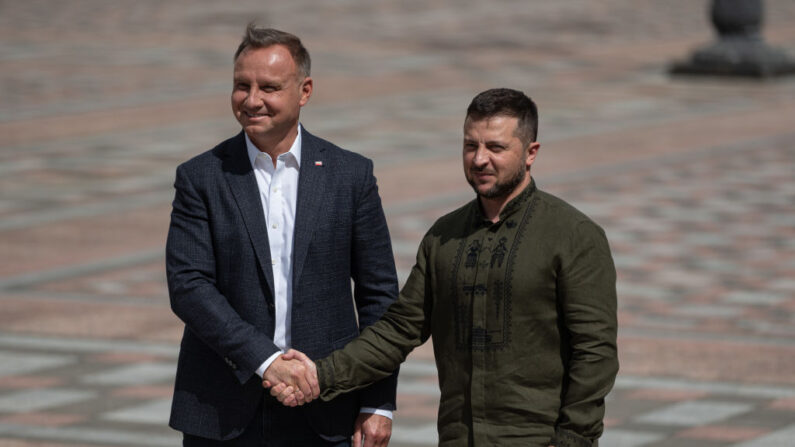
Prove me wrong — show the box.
[166,25,399,446]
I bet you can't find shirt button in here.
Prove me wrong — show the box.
[272,187,278,193]
[271,223,278,229]
[271,259,276,265]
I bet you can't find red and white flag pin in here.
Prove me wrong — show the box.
[314,161,323,166]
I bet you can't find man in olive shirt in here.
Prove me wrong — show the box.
[272,88,618,447]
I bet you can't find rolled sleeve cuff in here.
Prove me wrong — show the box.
[550,427,594,447]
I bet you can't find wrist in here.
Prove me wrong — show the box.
[359,407,393,420]
[257,351,284,378]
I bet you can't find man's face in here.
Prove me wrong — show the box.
[463,116,538,199]
[231,45,312,144]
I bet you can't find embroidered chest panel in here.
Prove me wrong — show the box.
[447,197,537,352]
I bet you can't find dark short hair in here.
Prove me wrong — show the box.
[234,24,311,78]
[465,88,538,144]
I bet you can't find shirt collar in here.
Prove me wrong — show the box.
[474,177,537,225]
[245,124,303,169]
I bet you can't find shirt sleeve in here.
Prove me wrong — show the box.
[317,236,433,400]
[552,220,619,444]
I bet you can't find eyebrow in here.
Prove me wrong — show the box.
[463,138,509,146]
[233,76,284,86]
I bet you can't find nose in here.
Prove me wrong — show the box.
[472,145,489,167]
[243,88,264,110]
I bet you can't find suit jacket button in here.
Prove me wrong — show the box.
[267,302,274,312]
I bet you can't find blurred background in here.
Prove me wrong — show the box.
[0,1,794,446]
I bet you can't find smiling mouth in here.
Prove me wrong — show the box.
[244,111,269,119]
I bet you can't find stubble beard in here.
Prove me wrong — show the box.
[468,163,526,200]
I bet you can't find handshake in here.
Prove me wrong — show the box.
[262,349,320,406]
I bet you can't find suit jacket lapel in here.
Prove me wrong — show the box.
[222,132,275,298]
[292,128,328,293]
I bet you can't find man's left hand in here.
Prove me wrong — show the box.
[352,413,392,447]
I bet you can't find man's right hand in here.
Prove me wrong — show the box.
[262,349,319,406]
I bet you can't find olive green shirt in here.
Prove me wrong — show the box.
[317,180,618,447]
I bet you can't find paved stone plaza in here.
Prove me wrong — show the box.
[1,1,794,446]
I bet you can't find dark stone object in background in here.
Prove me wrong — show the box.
[671,0,795,78]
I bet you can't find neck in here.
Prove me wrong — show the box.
[248,124,299,161]
[479,176,531,223]
[479,197,506,223]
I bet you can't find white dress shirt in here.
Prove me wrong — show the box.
[246,125,391,419]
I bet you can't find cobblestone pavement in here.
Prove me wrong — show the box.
[1,1,794,446]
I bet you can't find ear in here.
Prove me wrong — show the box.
[299,76,313,107]
[525,142,540,169]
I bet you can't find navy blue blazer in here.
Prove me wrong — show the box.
[166,128,399,441]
